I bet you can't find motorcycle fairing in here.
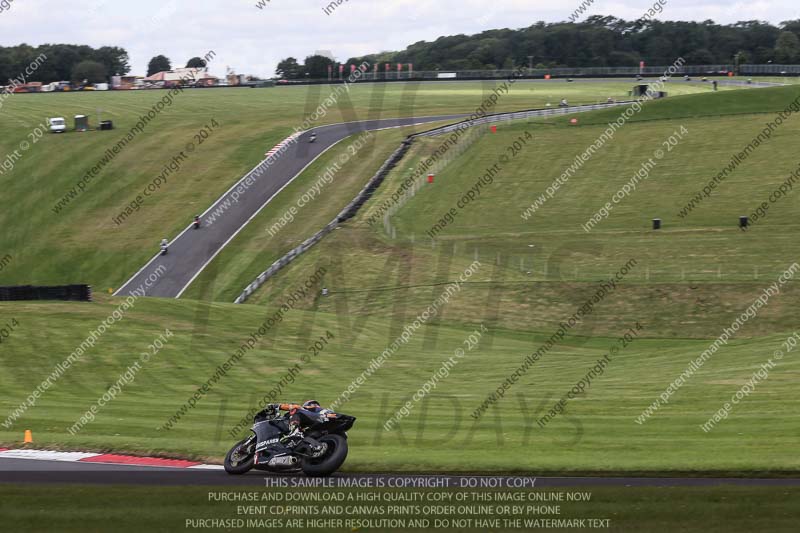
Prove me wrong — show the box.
[253,420,289,454]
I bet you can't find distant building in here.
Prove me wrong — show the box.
[111,75,144,90]
[227,72,246,86]
[144,67,218,87]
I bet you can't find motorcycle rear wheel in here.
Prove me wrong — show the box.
[300,434,348,477]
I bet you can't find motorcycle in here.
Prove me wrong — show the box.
[224,405,356,477]
[309,133,317,143]
[193,216,201,230]
[160,242,169,256]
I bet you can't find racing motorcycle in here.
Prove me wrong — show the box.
[224,404,356,477]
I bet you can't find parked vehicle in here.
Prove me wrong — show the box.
[48,117,66,133]
[12,82,42,93]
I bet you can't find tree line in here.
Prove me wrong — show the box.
[276,16,800,78]
[0,43,212,85]
[0,44,130,84]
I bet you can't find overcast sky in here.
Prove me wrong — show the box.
[0,0,797,77]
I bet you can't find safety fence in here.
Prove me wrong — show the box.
[314,64,799,83]
[416,100,632,137]
[355,65,726,81]
[740,64,800,75]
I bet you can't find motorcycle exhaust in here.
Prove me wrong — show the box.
[267,455,298,467]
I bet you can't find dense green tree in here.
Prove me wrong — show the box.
[186,57,207,68]
[275,57,300,79]
[304,55,335,79]
[607,51,641,66]
[685,48,716,65]
[774,31,800,63]
[0,48,14,83]
[337,18,796,72]
[781,19,800,37]
[44,45,82,81]
[93,46,130,76]
[0,43,128,84]
[147,55,171,76]
[71,60,107,83]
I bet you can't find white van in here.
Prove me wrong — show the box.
[49,117,66,133]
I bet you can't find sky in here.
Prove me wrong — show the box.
[0,0,797,78]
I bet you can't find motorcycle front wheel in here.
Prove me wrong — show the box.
[224,438,255,475]
[300,434,348,477]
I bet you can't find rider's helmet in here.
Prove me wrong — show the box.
[303,400,322,412]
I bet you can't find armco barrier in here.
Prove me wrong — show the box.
[231,100,634,304]
[0,285,92,302]
[415,100,632,137]
[234,141,412,303]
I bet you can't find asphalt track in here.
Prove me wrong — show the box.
[112,78,781,300]
[114,114,467,299]
[2,458,800,487]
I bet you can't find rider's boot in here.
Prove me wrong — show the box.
[281,425,303,447]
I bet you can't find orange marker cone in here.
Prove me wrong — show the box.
[24,430,33,443]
